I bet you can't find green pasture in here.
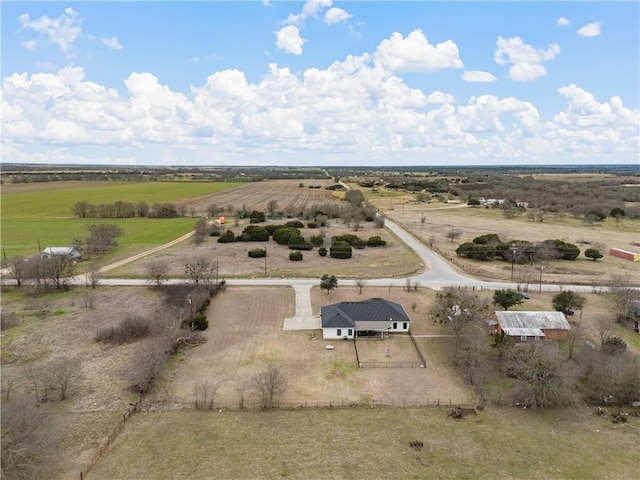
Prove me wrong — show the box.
[0,182,240,258]
[1,217,197,258]
[1,181,240,218]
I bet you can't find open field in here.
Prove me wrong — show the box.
[0,217,197,259]
[0,181,241,258]
[88,406,639,480]
[371,197,640,286]
[0,181,242,216]
[110,219,423,279]
[175,178,339,215]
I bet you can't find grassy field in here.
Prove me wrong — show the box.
[372,197,640,285]
[0,181,241,258]
[88,406,639,480]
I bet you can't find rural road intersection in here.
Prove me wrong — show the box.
[54,218,603,328]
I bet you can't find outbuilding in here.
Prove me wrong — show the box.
[491,311,571,342]
[41,246,82,261]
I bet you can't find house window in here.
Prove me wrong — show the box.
[348,329,353,336]
[337,329,342,336]
[403,322,408,330]
[393,322,398,330]
[520,336,527,341]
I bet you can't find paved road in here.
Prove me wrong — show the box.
[1,216,610,294]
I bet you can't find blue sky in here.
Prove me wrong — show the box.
[1,1,638,166]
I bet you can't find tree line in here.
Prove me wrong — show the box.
[72,200,183,219]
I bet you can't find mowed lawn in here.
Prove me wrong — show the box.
[88,406,639,480]
[0,181,241,257]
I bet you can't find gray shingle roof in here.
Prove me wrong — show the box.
[321,298,410,329]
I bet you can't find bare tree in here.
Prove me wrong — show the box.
[26,357,80,402]
[355,278,367,294]
[1,396,52,479]
[147,258,169,288]
[432,288,486,353]
[128,340,169,395]
[8,256,28,287]
[86,223,122,255]
[207,203,220,217]
[595,315,615,349]
[505,344,574,408]
[405,277,412,292]
[194,378,221,409]
[608,274,640,322]
[267,200,279,216]
[39,256,73,290]
[253,365,288,408]
[185,256,216,284]
[85,263,101,289]
[420,214,426,226]
[48,357,81,400]
[446,227,461,243]
[193,218,207,244]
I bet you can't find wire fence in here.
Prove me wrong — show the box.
[136,397,477,412]
[358,361,424,368]
[79,397,141,480]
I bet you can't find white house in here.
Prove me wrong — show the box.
[41,246,82,261]
[320,298,411,340]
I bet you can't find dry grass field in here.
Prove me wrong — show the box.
[109,219,423,280]
[87,406,640,480]
[371,196,639,286]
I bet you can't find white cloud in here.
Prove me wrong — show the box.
[577,22,601,37]
[374,30,463,74]
[22,40,37,50]
[2,58,637,165]
[285,0,353,26]
[425,91,455,104]
[494,36,560,82]
[19,7,82,51]
[557,17,570,26]
[101,37,123,50]
[324,8,352,25]
[275,26,306,55]
[461,70,497,83]
[302,0,333,20]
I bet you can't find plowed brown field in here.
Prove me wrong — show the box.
[176,179,339,215]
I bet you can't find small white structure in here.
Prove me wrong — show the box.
[41,246,82,261]
[320,298,411,340]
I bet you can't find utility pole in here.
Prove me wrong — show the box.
[510,243,517,279]
[264,245,267,276]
